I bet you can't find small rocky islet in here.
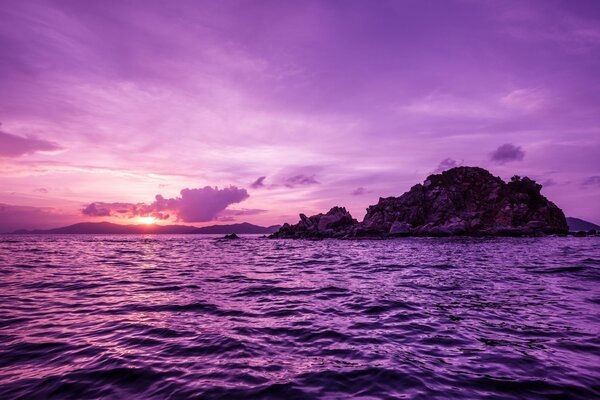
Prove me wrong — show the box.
[270,166,569,239]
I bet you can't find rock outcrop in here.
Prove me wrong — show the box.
[270,167,568,239]
[271,206,357,239]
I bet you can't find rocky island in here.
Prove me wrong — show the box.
[271,166,568,239]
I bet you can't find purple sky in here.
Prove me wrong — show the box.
[1,0,599,231]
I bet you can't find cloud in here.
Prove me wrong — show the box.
[217,208,268,221]
[250,176,266,189]
[82,202,120,217]
[230,208,267,216]
[434,158,459,173]
[283,174,319,188]
[351,187,367,196]
[169,187,249,222]
[400,92,499,119]
[216,216,236,222]
[2,1,600,225]
[33,187,49,193]
[82,186,249,222]
[582,176,600,186]
[499,88,546,113]
[490,143,525,164]
[0,129,63,157]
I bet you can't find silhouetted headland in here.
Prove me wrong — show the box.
[566,217,600,234]
[271,166,569,239]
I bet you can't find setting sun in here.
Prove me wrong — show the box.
[139,216,156,225]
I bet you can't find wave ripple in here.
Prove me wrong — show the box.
[1,235,599,399]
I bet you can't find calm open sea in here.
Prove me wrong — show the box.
[0,235,599,399]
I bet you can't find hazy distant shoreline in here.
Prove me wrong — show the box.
[7,221,280,235]
[5,217,599,236]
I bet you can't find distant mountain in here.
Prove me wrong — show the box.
[11,221,280,235]
[12,222,195,234]
[566,217,600,232]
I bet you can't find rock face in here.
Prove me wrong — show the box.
[271,206,357,239]
[270,167,568,239]
[359,167,568,237]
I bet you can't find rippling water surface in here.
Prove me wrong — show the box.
[0,235,599,399]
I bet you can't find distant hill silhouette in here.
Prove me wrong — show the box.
[11,221,280,235]
[566,217,600,232]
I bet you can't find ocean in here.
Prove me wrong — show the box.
[1,235,599,399]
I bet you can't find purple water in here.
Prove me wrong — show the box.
[1,235,599,399]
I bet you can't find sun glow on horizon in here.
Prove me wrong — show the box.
[139,216,157,225]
